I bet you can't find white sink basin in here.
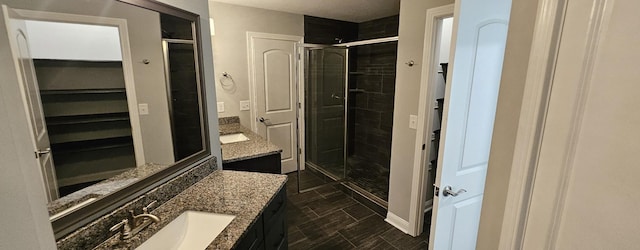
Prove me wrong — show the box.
[136,211,235,250]
[219,133,250,144]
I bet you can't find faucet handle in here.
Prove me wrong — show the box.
[109,219,127,232]
[109,219,131,239]
[143,200,158,213]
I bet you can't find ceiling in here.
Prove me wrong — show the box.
[209,0,400,23]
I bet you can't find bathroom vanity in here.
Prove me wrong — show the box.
[219,117,283,174]
[0,0,290,248]
[93,170,287,249]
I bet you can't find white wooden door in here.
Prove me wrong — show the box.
[250,35,300,173]
[521,0,640,248]
[2,5,58,201]
[429,0,511,249]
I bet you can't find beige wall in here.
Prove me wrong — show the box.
[120,7,175,165]
[209,2,303,128]
[387,0,454,221]
[476,0,539,248]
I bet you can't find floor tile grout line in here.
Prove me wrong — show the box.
[293,225,308,240]
[359,212,383,221]
[307,206,320,218]
[341,207,360,222]
[316,185,341,199]
[378,227,406,247]
[349,195,384,218]
[337,231,358,248]
[309,199,357,218]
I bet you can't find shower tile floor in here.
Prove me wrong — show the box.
[346,156,390,201]
[287,172,430,249]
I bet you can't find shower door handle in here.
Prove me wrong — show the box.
[331,93,343,100]
[258,117,272,126]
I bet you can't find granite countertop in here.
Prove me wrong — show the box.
[95,170,288,250]
[219,122,282,163]
[49,163,169,216]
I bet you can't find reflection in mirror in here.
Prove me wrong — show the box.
[30,21,139,200]
[0,2,206,223]
[161,14,205,161]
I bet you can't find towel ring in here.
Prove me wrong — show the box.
[219,72,235,90]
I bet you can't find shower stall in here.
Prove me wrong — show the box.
[298,36,398,207]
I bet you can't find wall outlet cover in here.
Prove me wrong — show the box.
[240,100,250,111]
[217,102,225,113]
[409,114,418,129]
[138,103,149,115]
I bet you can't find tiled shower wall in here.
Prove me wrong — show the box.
[303,15,399,200]
[348,16,399,200]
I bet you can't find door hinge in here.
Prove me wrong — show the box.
[433,184,440,197]
[422,144,426,150]
[297,54,301,60]
[298,148,302,155]
[298,102,301,109]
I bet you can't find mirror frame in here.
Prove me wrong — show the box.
[50,0,210,239]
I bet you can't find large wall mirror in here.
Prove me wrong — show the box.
[1,0,210,238]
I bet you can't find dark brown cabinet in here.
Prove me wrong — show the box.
[223,153,282,174]
[234,187,287,250]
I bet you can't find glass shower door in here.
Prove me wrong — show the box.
[298,45,348,192]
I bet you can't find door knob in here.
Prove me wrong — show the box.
[330,93,343,100]
[258,117,272,125]
[442,186,467,197]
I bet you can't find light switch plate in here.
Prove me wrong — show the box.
[240,100,250,111]
[409,115,418,129]
[217,102,225,113]
[138,103,149,115]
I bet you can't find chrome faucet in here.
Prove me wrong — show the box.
[110,200,161,240]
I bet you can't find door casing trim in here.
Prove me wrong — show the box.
[407,3,454,237]
[497,0,567,248]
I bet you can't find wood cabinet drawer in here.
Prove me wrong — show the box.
[223,153,281,174]
[263,188,286,225]
[234,215,264,250]
[264,209,286,250]
[235,187,287,250]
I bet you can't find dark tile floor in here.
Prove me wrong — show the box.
[286,172,430,249]
[306,156,391,201]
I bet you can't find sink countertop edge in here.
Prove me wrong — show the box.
[219,123,282,163]
[94,170,288,250]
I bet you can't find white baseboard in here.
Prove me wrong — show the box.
[385,212,410,234]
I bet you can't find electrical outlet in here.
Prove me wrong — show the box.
[217,102,225,113]
[409,115,418,129]
[138,103,149,115]
[240,100,250,111]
